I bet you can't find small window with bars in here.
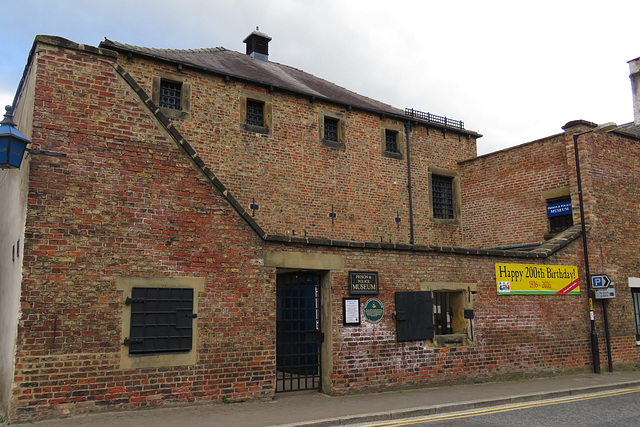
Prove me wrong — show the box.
[385,129,399,153]
[324,117,339,142]
[432,175,454,219]
[633,288,640,342]
[433,291,454,335]
[246,99,265,127]
[125,287,195,355]
[159,80,182,110]
[547,196,573,234]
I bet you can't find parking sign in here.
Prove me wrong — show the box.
[591,274,611,289]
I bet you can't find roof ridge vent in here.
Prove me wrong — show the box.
[243,27,271,62]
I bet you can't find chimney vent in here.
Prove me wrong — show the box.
[629,56,640,125]
[244,27,272,62]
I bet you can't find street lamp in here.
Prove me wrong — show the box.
[573,122,616,374]
[0,105,30,169]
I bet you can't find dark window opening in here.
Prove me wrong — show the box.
[548,196,573,234]
[433,292,454,335]
[246,99,265,127]
[633,288,640,341]
[127,287,194,355]
[324,117,339,142]
[432,175,454,219]
[255,38,269,54]
[385,130,399,153]
[549,214,573,233]
[159,80,182,110]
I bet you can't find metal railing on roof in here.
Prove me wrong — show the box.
[405,108,464,130]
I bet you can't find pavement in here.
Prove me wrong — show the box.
[11,370,640,427]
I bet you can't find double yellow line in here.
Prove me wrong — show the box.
[358,387,640,426]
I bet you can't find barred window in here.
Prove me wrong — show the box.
[385,130,399,153]
[632,288,640,341]
[159,80,182,110]
[433,291,454,335]
[432,175,454,219]
[324,117,339,142]
[547,196,573,234]
[246,99,264,127]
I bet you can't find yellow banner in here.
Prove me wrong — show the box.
[495,263,580,295]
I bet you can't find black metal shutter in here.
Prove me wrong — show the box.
[126,287,194,354]
[395,291,434,342]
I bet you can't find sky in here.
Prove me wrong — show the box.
[2,0,639,155]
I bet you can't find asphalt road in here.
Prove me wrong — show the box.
[350,386,640,427]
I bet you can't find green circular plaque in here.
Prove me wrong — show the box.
[363,298,384,323]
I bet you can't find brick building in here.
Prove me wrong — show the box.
[1,32,639,422]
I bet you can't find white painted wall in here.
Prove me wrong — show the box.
[0,165,29,421]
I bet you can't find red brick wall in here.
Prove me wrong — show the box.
[12,38,640,423]
[13,41,274,422]
[459,123,640,373]
[330,245,595,393]
[573,126,640,368]
[460,135,570,248]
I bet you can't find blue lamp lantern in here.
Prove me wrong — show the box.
[0,105,30,169]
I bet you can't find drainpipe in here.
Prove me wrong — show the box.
[572,122,616,374]
[405,122,415,245]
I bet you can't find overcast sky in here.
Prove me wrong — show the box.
[2,0,639,155]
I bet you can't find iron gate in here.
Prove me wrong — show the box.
[276,272,322,392]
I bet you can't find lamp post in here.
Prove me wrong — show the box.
[573,122,616,375]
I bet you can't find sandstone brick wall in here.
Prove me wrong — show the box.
[117,54,477,247]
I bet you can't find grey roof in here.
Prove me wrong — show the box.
[562,119,640,141]
[100,39,404,115]
[99,39,479,136]
[614,122,640,138]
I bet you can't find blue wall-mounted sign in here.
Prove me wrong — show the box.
[547,201,572,217]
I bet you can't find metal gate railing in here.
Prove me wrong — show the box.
[276,272,322,392]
